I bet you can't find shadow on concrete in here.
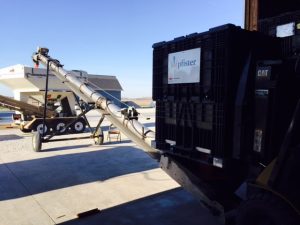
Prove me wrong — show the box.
[0,134,23,142]
[142,122,155,128]
[103,140,132,145]
[43,140,132,151]
[42,144,93,152]
[57,188,220,225]
[100,125,110,132]
[0,146,158,201]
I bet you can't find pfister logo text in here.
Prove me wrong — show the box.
[168,48,201,84]
[171,56,197,69]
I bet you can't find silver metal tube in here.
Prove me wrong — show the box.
[34,51,158,156]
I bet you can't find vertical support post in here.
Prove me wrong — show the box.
[245,0,259,31]
[42,60,51,138]
[93,114,105,136]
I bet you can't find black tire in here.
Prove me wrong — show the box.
[55,121,67,134]
[94,127,104,145]
[236,192,299,225]
[71,118,86,133]
[32,132,42,152]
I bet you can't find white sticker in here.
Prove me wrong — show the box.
[253,129,263,153]
[276,22,295,38]
[168,48,201,84]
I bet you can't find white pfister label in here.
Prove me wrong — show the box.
[168,48,201,84]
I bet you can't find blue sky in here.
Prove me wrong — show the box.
[0,0,244,98]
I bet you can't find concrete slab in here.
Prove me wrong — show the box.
[28,169,180,223]
[0,110,220,225]
[0,161,55,225]
[58,188,217,225]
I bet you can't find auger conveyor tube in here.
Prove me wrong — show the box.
[32,48,158,158]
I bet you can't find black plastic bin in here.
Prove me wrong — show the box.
[153,24,281,167]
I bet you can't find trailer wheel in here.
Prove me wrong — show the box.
[71,118,86,133]
[55,122,67,134]
[34,123,49,135]
[32,132,42,152]
[236,192,299,225]
[94,127,104,145]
